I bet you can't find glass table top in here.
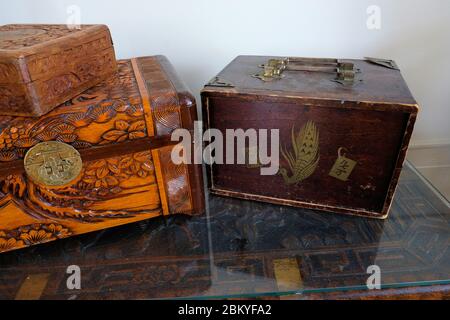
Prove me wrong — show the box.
[0,161,448,299]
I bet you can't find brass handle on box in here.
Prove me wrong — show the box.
[252,57,356,85]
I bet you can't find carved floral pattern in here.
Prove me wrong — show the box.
[78,151,155,197]
[0,233,23,252]
[0,224,71,252]
[0,150,157,223]
[100,120,146,144]
[0,61,146,161]
[0,87,28,111]
[0,25,81,50]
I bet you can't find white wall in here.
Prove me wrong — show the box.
[1,0,449,146]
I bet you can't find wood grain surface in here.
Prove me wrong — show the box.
[202,55,418,218]
[0,56,204,254]
[0,24,117,116]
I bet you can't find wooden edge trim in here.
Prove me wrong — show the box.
[201,90,419,114]
[151,148,170,215]
[131,57,155,137]
[381,112,418,215]
[209,188,387,220]
[185,161,205,215]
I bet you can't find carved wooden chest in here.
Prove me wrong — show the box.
[0,24,117,117]
[0,55,204,253]
[201,55,418,219]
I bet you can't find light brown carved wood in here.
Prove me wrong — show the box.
[0,24,117,116]
[0,56,204,253]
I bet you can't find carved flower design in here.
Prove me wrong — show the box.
[0,224,71,252]
[101,120,146,143]
[81,158,122,190]
[78,151,154,197]
[0,237,23,252]
[18,224,70,245]
[76,62,96,81]
[0,126,26,149]
[45,74,78,97]
[46,224,71,238]
[0,88,27,109]
[19,229,54,245]
[0,231,24,252]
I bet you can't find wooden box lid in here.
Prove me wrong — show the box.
[203,55,418,109]
[0,24,117,117]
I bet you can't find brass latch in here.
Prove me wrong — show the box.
[252,57,356,85]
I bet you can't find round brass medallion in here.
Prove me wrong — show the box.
[24,141,82,187]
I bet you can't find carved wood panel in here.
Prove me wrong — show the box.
[0,149,164,253]
[0,24,117,116]
[0,60,146,161]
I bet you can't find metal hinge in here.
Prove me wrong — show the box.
[205,76,234,88]
[364,57,399,70]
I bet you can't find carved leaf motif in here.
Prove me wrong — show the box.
[138,170,148,178]
[57,134,78,143]
[13,138,39,148]
[129,131,146,140]
[82,176,97,184]
[71,141,92,149]
[119,157,133,169]
[126,105,144,117]
[89,106,116,123]
[88,160,106,169]
[111,186,122,194]
[35,131,58,141]
[115,120,129,131]
[66,112,93,127]
[115,104,129,113]
[53,123,76,134]
[129,120,146,132]
[141,162,154,172]
[107,162,120,174]
[129,163,140,174]
[96,166,109,179]
[104,176,119,186]
[133,152,150,162]
[0,151,18,162]
[0,237,23,252]
[116,134,129,142]
[102,130,126,141]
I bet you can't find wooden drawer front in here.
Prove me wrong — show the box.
[0,150,163,253]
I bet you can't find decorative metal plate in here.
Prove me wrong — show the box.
[24,141,82,187]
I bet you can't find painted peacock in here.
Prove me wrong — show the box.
[279,121,320,185]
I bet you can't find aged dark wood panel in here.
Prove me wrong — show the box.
[202,55,418,218]
[208,96,409,214]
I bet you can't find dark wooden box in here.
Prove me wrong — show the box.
[0,56,204,253]
[0,24,117,117]
[201,55,418,219]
